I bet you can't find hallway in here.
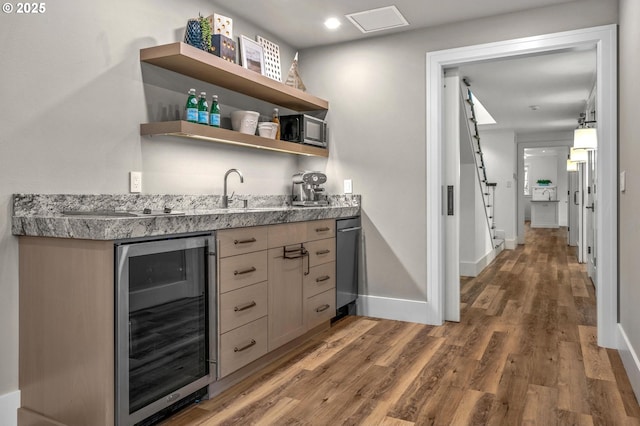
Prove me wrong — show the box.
[164,226,640,425]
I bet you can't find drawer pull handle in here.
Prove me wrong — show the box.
[234,301,257,312]
[234,266,257,276]
[316,249,331,255]
[234,237,257,245]
[316,275,331,282]
[316,304,331,313]
[315,227,331,232]
[234,339,257,353]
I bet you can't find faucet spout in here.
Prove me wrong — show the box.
[223,168,244,208]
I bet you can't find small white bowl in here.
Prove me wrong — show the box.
[258,122,278,139]
[231,111,260,135]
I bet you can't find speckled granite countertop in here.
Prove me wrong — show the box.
[12,194,361,241]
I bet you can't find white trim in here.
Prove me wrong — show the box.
[357,295,438,324]
[460,247,498,277]
[426,25,618,348]
[618,325,640,402]
[505,238,517,250]
[0,390,19,426]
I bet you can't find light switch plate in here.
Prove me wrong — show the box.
[620,170,626,192]
[344,179,353,194]
[130,171,142,193]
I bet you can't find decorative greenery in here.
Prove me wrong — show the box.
[199,14,212,53]
[537,179,552,185]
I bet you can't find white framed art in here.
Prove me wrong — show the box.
[239,35,265,75]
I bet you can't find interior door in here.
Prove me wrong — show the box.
[586,150,597,285]
[577,162,585,263]
[568,171,579,246]
[443,72,460,322]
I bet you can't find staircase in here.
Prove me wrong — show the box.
[461,79,504,251]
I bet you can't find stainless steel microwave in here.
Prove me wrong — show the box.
[280,114,327,147]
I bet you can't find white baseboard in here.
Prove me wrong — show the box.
[505,238,517,250]
[618,324,640,402]
[459,247,497,277]
[0,390,19,426]
[357,295,438,324]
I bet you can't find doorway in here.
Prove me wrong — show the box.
[426,25,617,348]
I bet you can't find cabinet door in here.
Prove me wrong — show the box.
[305,288,336,330]
[268,246,305,351]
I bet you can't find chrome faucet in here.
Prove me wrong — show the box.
[222,168,244,208]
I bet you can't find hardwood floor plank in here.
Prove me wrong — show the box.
[521,384,559,426]
[449,389,494,425]
[557,410,594,426]
[579,325,616,381]
[607,348,640,418]
[557,341,591,414]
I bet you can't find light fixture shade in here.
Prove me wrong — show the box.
[567,159,578,171]
[573,127,597,150]
[570,147,588,163]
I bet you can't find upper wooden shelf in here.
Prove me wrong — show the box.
[140,42,329,112]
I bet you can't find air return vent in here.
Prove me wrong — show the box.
[345,6,409,34]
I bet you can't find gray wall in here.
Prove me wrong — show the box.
[0,0,302,401]
[0,0,620,410]
[298,0,617,302]
[619,0,640,386]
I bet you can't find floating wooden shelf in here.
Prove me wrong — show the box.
[140,121,329,157]
[140,42,328,112]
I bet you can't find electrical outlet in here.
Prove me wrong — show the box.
[344,179,353,194]
[130,171,142,193]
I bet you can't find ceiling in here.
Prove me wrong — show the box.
[209,0,581,49]
[210,0,596,136]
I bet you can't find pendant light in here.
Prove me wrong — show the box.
[567,159,578,171]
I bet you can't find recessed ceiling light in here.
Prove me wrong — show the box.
[324,17,341,30]
[529,105,540,111]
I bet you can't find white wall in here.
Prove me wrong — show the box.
[482,130,517,246]
[618,0,640,401]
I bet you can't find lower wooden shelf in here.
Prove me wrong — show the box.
[140,121,329,157]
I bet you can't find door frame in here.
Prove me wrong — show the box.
[426,24,617,348]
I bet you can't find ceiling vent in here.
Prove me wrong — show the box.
[345,6,409,34]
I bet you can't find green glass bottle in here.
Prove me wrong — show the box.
[185,88,198,123]
[209,95,221,127]
[197,92,209,125]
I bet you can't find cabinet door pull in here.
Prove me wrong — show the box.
[316,249,331,255]
[315,226,331,232]
[316,275,331,282]
[234,301,257,312]
[234,266,257,276]
[234,339,257,353]
[315,304,331,313]
[234,237,257,245]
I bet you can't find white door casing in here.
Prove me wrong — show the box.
[426,25,617,348]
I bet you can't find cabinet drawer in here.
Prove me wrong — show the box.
[219,251,267,293]
[218,226,268,257]
[306,219,335,241]
[268,222,306,248]
[304,262,335,299]
[305,238,336,267]
[220,281,268,333]
[305,289,336,330]
[219,316,268,377]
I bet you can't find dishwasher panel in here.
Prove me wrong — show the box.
[336,217,361,312]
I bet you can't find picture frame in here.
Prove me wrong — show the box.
[239,35,265,75]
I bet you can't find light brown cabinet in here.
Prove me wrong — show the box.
[217,226,269,378]
[266,219,336,351]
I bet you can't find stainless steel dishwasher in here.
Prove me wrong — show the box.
[336,217,361,316]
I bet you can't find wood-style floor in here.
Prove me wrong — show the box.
[163,226,640,425]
